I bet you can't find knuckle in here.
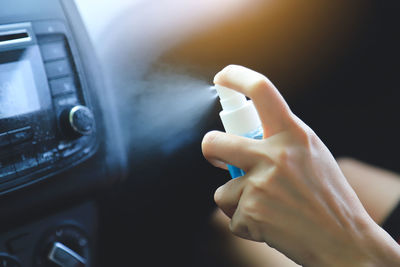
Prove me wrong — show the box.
[229,219,251,240]
[247,146,270,165]
[238,200,268,239]
[229,220,241,236]
[289,116,319,148]
[248,78,270,97]
[276,146,301,171]
[242,208,266,229]
[241,198,261,217]
[249,177,270,192]
[277,147,291,163]
[307,129,321,147]
[248,167,278,191]
[274,145,308,178]
[300,127,318,146]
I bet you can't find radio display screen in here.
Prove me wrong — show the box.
[0,59,41,119]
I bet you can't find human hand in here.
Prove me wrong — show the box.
[202,65,400,267]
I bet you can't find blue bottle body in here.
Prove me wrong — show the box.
[228,126,263,179]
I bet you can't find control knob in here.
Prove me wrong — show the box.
[60,105,94,138]
[48,242,86,267]
[35,225,90,267]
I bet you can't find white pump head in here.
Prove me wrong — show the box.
[215,85,247,112]
[215,85,261,136]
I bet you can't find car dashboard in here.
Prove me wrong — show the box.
[0,1,127,266]
[1,0,390,266]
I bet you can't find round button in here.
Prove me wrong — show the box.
[69,106,94,135]
[60,105,95,138]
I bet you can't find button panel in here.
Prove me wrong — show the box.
[7,126,33,145]
[44,59,72,79]
[0,123,86,182]
[0,22,96,194]
[55,94,78,108]
[40,41,67,61]
[36,150,59,166]
[49,76,76,96]
[33,21,67,35]
[60,143,82,159]
[0,127,33,148]
[38,33,89,170]
[14,155,39,176]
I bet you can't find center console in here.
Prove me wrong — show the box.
[0,1,127,266]
[0,20,97,195]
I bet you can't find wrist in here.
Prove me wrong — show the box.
[360,219,400,267]
[315,214,400,267]
[334,215,400,267]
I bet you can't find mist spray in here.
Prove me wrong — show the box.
[215,85,263,178]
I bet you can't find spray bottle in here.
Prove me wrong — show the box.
[215,84,263,178]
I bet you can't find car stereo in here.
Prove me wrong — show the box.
[0,21,97,194]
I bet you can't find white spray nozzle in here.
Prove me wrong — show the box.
[215,84,247,112]
[214,84,261,136]
[215,84,239,98]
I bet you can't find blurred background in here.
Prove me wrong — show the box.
[76,0,400,170]
[74,0,399,266]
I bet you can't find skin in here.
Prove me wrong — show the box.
[202,65,400,267]
[211,208,300,267]
[210,158,400,267]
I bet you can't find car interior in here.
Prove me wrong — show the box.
[0,0,399,266]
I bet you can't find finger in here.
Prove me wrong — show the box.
[214,176,247,218]
[230,209,263,241]
[229,203,264,242]
[214,65,293,137]
[229,213,252,240]
[202,130,260,172]
[230,187,268,242]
